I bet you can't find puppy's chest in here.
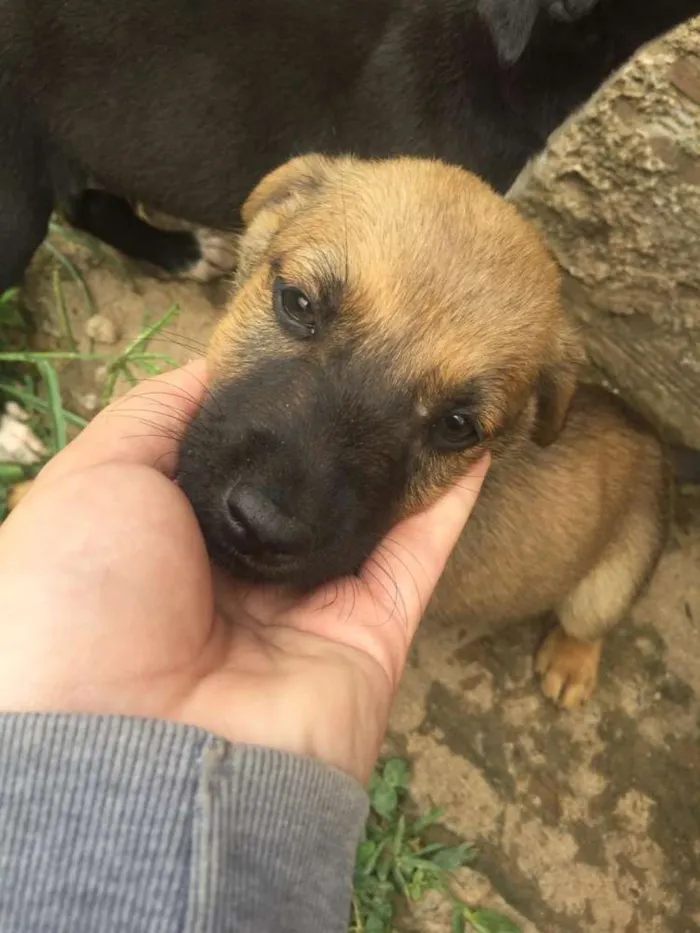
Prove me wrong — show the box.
[426,514,532,636]
[424,468,571,633]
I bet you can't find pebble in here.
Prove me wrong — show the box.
[85,314,118,345]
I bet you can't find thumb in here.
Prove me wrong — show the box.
[360,454,490,624]
[295,456,490,687]
[33,359,209,491]
[312,455,491,691]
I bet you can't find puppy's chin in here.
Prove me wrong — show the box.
[203,528,375,592]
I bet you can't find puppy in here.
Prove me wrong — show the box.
[176,154,670,709]
[1,0,698,291]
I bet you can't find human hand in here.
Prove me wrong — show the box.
[0,362,487,783]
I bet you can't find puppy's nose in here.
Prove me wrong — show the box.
[223,484,312,556]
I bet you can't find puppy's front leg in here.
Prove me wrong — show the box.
[62,191,238,282]
[534,502,666,708]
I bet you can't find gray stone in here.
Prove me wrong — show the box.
[511,17,700,448]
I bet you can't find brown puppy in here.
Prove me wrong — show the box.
[174,154,670,708]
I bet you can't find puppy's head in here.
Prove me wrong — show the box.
[478,0,600,63]
[177,155,582,589]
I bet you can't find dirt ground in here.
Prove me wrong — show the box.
[23,228,700,933]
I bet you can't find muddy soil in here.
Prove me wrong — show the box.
[22,229,700,933]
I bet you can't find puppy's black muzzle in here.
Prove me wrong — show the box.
[177,355,415,589]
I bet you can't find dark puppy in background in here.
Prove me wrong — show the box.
[1,0,698,291]
[177,154,671,709]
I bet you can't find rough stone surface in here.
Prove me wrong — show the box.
[511,17,700,449]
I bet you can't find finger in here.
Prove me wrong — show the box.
[34,359,208,487]
[363,455,490,624]
[295,456,489,684]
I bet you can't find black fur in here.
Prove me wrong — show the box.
[0,0,698,290]
[479,0,600,62]
[62,191,202,275]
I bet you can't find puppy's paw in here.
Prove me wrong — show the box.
[185,231,238,282]
[534,627,601,709]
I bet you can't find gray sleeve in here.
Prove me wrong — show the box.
[0,713,369,933]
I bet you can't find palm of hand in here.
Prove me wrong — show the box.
[0,363,485,783]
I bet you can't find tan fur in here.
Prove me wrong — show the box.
[203,154,670,707]
[210,157,578,397]
[534,629,602,709]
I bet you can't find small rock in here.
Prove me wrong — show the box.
[6,402,29,422]
[71,390,100,414]
[80,392,100,413]
[85,314,118,345]
[0,404,45,464]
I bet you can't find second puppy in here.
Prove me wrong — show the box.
[177,155,670,708]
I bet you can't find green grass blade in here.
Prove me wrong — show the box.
[0,351,103,363]
[362,839,388,877]
[110,304,180,369]
[43,239,96,316]
[101,304,180,404]
[0,462,28,484]
[36,360,68,450]
[0,382,88,429]
[52,268,78,351]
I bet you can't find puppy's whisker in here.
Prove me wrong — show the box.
[121,408,218,444]
[112,385,204,416]
[117,420,185,443]
[375,548,410,630]
[114,400,194,423]
[152,328,209,354]
[152,449,179,472]
[117,385,223,433]
[338,575,359,627]
[363,552,406,629]
[138,380,214,410]
[153,370,223,416]
[109,412,193,440]
[110,432,183,456]
[376,538,425,617]
[453,479,486,495]
[316,581,341,613]
[110,406,186,430]
[357,564,394,628]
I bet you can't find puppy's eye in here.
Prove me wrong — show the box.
[432,409,483,452]
[273,278,317,337]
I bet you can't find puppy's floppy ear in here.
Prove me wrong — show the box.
[241,154,333,227]
[236,154,335,282]
[478,0,541,64]
[532,322,584,446]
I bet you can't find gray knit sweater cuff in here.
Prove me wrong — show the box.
[0,713,369,933]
